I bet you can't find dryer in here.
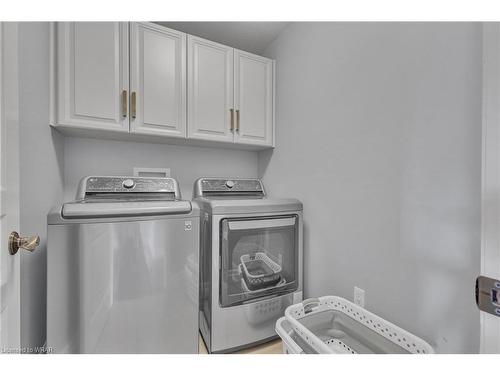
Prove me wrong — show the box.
[47,176,199,353]
[194,178,303,353]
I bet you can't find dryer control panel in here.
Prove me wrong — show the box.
[194,178,265,197]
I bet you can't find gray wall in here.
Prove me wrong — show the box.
[18,22,65,349]
[63,138,258,201]
[259,22,482,353]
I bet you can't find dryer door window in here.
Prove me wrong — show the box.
[220,215,299,307]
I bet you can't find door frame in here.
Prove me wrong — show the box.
[481,22,500,354]
[0,21,21,352]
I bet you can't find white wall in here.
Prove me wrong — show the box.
[18,22,65,349]
[259,22,482,353]
[63,138,258,201]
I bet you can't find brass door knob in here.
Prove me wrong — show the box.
[8,231,40,255]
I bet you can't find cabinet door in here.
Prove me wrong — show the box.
[54,22,129,132]
[234,50,274,147]
[130,23,186,138]
[187,36,234,142]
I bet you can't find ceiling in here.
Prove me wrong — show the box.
[155,22,290,55]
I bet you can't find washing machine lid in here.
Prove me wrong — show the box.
[60,176,192,219]
[62,200,192,218]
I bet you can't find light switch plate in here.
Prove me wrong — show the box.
[354,287,365,307]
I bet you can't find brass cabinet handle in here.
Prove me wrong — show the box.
[121,90,128,118]
[236,109,240,132]
[230,108,234,131]
[131,92,137,119]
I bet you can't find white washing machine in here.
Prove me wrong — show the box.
[194,178,303,353]
[47,176,200,353]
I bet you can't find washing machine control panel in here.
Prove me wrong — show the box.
[81,176,180,199]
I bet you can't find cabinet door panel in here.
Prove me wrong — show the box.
[130,23,186,137]
[187,36,234,142]
[55,22,129,131]
[234,50,273,146]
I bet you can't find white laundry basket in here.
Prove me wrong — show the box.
[281,296,434,354]
[276,317,316,354]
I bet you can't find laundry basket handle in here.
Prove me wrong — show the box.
[275,317,304,354]
[285,313,335,354]
[302,298,320,314]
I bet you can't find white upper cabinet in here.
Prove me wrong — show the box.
[51,22,275,149]
[234,50,274,147]
[130,23,187,138]
[187,35,234,142]
[52,22,129,132]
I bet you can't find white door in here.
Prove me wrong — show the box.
[130,23,186,138]
[187,35,234,142]
[480,23,500,354]
[0,22,21,353]
[233,50,274,147]
[53,22,129,132]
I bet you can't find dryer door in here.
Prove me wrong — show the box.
[220,215,299,307]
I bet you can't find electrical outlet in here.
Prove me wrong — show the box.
[354,287,365,307]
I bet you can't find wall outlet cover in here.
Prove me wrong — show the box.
[133,167,170,178]
[354,286,365,307]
